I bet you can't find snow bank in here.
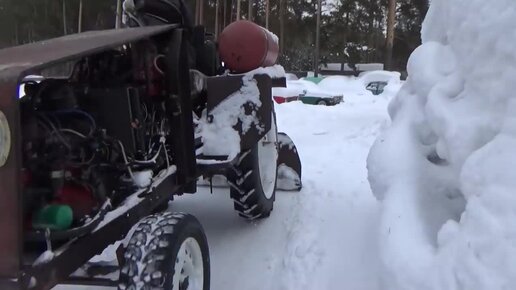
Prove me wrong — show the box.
[286,79,334,97]
[318,76,365,95]
[272,87,299,97]
[318,71,402,98]
[358,70,401,85]
[367,0,516,289]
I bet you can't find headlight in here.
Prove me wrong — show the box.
[0,110,11,167]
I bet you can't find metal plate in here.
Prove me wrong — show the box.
[205,74,273,152]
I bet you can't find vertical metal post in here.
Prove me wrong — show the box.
[315,0,321,77]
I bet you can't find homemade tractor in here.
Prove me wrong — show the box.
[0,1,301,289]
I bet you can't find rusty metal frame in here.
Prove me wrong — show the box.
[0,25,181,289]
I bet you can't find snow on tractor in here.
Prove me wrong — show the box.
[0,1,301,290]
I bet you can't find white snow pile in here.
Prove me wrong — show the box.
[200,74,264,158]
[277,79,337,100]
[358,70,401,86]
[276,164,300,190]
[318,75,364,94]
[367,0,516,289]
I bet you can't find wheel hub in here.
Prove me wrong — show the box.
[173,237,204,290]
[257,116,278,199]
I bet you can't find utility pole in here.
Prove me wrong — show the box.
[115,0,123,29]
[314,0,321,76]
[385,0,396,70]
[78,0,83,33]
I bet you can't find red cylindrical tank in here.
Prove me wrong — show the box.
[218,20,280,73]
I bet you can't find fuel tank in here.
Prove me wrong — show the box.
[218,20,280,73]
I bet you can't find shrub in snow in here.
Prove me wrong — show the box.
[367,0,516,289]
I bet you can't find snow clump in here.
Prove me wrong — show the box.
[200,75,263,159]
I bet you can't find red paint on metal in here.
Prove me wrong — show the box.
[218,20,279,73]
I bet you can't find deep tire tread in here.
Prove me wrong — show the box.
[228,148,276,220]
[118,212,209,290]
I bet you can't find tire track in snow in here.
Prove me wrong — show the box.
[276,182,326,290]
[272,101,388,290]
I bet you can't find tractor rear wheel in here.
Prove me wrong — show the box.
[227,114,278,220]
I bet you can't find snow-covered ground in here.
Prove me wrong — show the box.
[56,83,395,290]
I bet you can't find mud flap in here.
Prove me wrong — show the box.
[276,132,302,191]
[203,74,273,159]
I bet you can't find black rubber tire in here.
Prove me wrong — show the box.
[317,99,328,106]
[118,212,210,290]
[227,117,278,220]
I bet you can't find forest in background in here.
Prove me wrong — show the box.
[0,0,428,72]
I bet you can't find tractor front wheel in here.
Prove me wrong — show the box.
[118,212,210,290]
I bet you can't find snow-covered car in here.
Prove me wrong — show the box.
[285,73,299,80]
[299,91,343,106]
[317,72,401,98]
[272,87,299,104]
[365,81,388,95]
[287,79,343,106]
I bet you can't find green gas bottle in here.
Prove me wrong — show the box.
[33,204,73,230]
